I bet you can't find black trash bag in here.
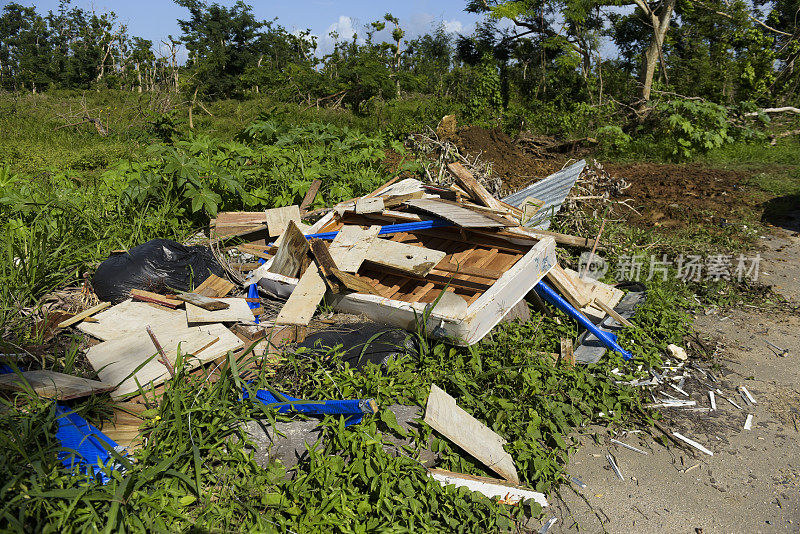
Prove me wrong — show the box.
[93,239,227,303]
[297,322,419,370]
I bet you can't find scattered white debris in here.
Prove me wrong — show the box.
[709,391,717,411]
[539,517,558,534]
[744,414,753,430]
[606,454,624,480]
[669,383,690,397]
[672,432,714,456]
[667,344,688,361]
[683,463,700,473]
[610,438,648,455]
[725,396,742,410]
[570,476,586,488]
[647,400,697,408]
[740,386,757,405]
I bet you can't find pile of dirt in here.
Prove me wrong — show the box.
[605,163,756,229]
[454,126,564,193]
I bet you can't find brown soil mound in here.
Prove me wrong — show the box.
[454,126,563,193]
[605,163,756,229]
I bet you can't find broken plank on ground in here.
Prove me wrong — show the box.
[130,289,182,308]
[275,262,328,326]
[264,205,302,237]
[86,324,243,399]
[446,162,505,211]
[428,468,548,507]
[364,238,447,277]
[327,224,381,272]
[424,383,520,485]
[185,298,255,324]
[545,263,592,308]
[354,196,385,214]
[194,274,235,298]
[57,302,110,329]
[308,239,343,293]
[268,220,310,278]
[176,292,229,311]
[0,370,114,400]
[77,300,187,341]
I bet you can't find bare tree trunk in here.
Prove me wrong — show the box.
[189,86,198,129]
[136,63,142,93]
[638,0,676,103]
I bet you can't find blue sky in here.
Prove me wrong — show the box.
[23,0,487,58]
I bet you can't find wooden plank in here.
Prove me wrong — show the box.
[331,269,381,295]
[0,370,113,400]
[525,228,594,249]
[237,245,272,261]
[194,274,234,298]
[268,220,310,278]
[545,263,592,308]
[130,289,182,309]
[308,239,343,293]
[175,293,229,311]
[327,224,381,272]
[354,196,384,214]
[560,338,575,366]
[427,469,548,507]
[264,205,302,237]
[434,261,504,280]
[381,191,424,208]
[57,302,110,328]
[447,162,504,211]
[405,198,509,228]
[77,300,187,341]
[424,384,519,484]
[594,299,634,327]
[299,179,322,212]
[364,239,447,277]
[185,298,254,324]
[86,324,243,399]
[275,263,327,326]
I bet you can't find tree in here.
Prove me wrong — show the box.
[0,3,52,91]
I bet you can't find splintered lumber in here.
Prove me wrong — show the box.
[101,402,146,451]
[447,162,504,211]
[0,370,114,400]
[327,224,381,272]
[364,238,447,277]
[57,302,110,329]
[77,300,186,341]
[299,179,322,212]
[331,269,381,295]
[176,292,229,311]
[424,383,520,485]
[185,298,254,324]
[309,239,343,293]
[427,469,548,507]
[211,212,267,238]
[527,229,595,249]
[130,289,182,309]
[86,324,243,399]
[276,262,327,326]
[545,263,591,308]
[268,220,310,278]
[594,299,634,328]
[405,198,510,228]
[194,274,235,298]
[381,191,424,208]
[354,196,385,214]
[264,205,302,237]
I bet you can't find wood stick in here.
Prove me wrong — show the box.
[594,299,634,328]
[57,302,110,329]
[146,326,176,378]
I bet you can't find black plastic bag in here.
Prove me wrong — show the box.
[297,322,419,370]
[93,239,227,303]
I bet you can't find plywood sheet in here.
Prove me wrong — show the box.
[265,205,302,237]
[194,274,235,298]
[268,220,309,277]
[328,225,381,272]
[275,263,327,326]
[86,324,243,399]
[185,298,254,324]
[364,239,447,276]
[77,300,187,341]
[0,370,113,400]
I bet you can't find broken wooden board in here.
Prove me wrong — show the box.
[176,292,229,311]
[308,239,343,293]
[405,198,510,228]
[268,220,310,277]
[130,289,182,308]
[327,224,381,272]
[185,298,254,324]
[354,196,384,214]
[211,212,267,237]
[0,370,113,400]
[545,263,592,309]
[77,300,187,341]
[299,179,322,212]
[427,469,548,507]
[275,262,327,326]
[330,269,380,295]
[560,338,575,366]
[100,402,146,451]
[264,205,302,237]
[57,302,110,329]
[447,162,504,211]
[381,191,424,208]
[424,383,519,484]
[364,238,447,277]
[563,268,624,323]
[194,274,235,298]
[86,324,243,399]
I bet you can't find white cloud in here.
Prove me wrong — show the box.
[443,19,465,34]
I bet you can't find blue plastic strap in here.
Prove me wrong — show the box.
[534,280,633,360]
[304,219,453,241]
[243,388,374,426]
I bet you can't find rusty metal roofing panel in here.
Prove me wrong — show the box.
[501,160,586,230]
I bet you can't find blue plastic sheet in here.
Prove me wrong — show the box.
[243,388,375,426]
[55,405,121,483]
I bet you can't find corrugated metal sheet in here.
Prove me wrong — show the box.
[501,160,586,230]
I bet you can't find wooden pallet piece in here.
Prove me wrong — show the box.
[194,274,235,298]
[76,300,187,341]
[364,238,447,277]
[86,324,243,399]
[130,289,182,308]
[354,196,385,214]
[268,220,310,277]
[328,224,381,272]
[211,212,267,237]
[308,239,343,293]
[175,292,229,311]
[264,205,302,237]
[185,298,255,324]
[545,263,592,308]
[446,162,505,211]
[424,383,519,484]
[0,370,114,400]
[381,191,424,208]
[405,198,510,228]
[299,179,322,212]
[275,262,327,326]
[330,269,381,296]
[57,302,110,329]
